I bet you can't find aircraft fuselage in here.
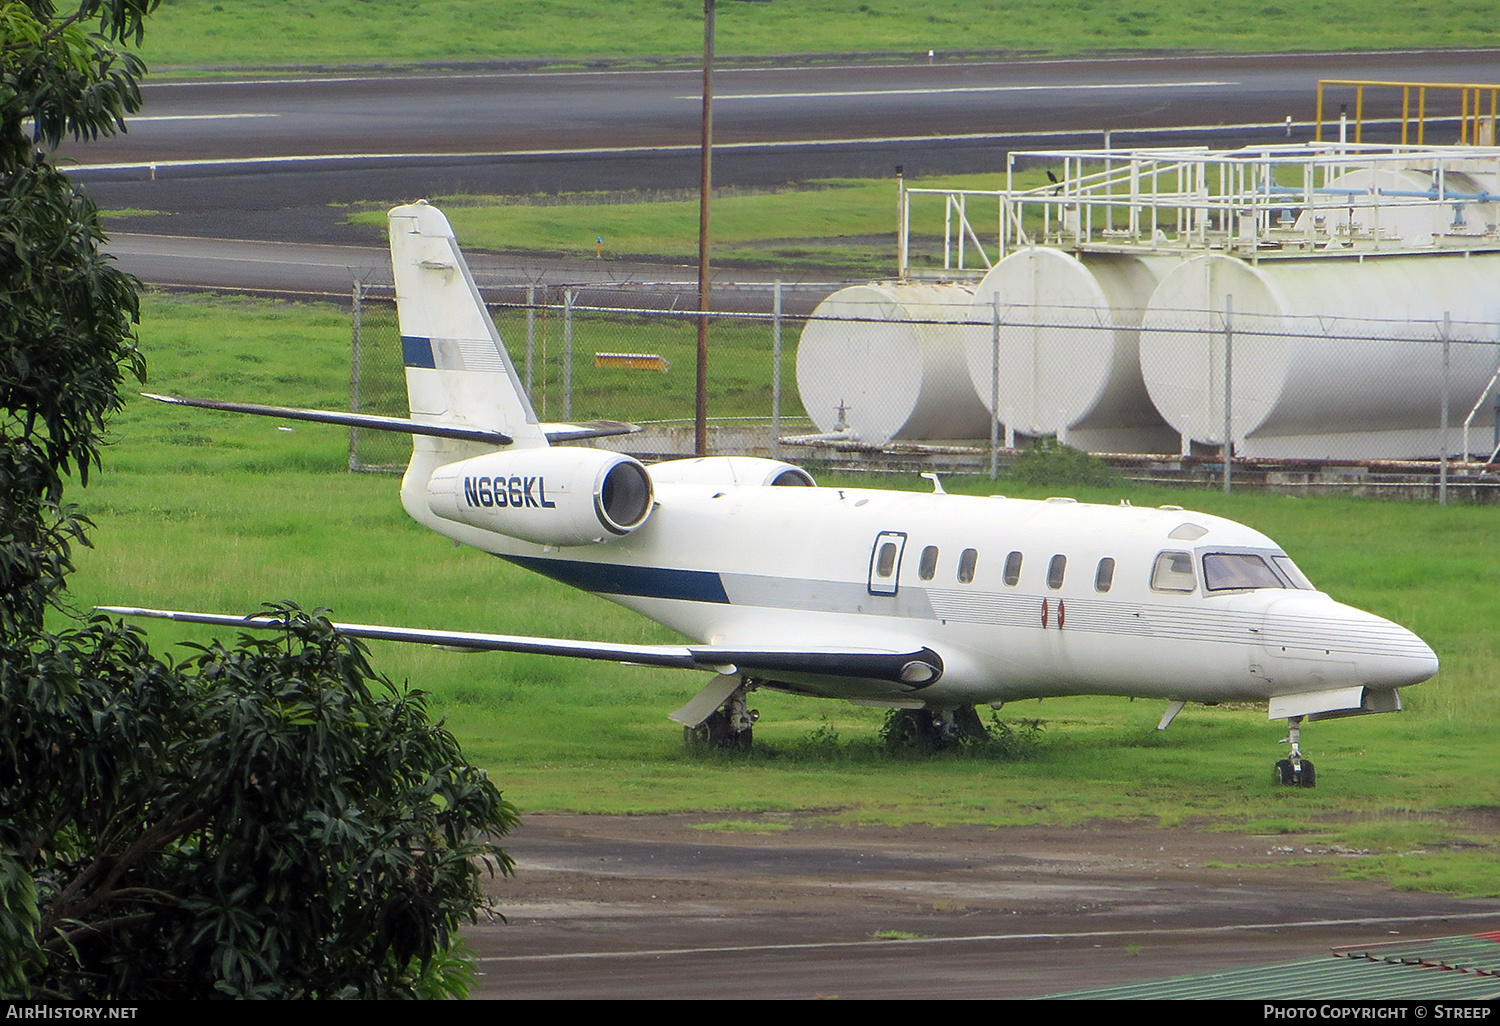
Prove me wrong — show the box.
[404,459,1437,712]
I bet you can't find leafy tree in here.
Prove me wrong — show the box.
[0,2,518,998]
[4,609,517,998]
[1,0,150,635]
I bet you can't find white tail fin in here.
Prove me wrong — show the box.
[388,202,547,449]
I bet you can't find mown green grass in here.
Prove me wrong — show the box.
[346,174,1032,273]
[137,0,1497,71]
[63,291,1500,896]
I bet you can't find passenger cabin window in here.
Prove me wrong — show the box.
[1003,551,1022,586]
[1046,554,1066,590]
[1151,551,1197,593]
[918,545,939,581]
[957,548,978,584]
[1203,552,1286,591]
[876,542,898,578]
[1094,557,1115,593]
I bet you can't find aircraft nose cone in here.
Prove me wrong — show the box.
[1403,631,1440,686]
[1354,611,1439,689]
[1263,594,1437,689]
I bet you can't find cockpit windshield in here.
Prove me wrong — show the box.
[1202,551,1316,592]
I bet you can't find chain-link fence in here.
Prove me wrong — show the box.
[350,281,1500,497]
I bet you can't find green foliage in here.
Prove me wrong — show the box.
[1007,437,1121,489]
[0,849,40,995]
[970,715,1045,760]
[1,1,150,635]
[1,606,517,999]
[1,2,516,1000]
[0,2,154,164]
[0,7,157,992]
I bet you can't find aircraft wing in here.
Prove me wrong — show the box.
[98,606,701,667]
[96,607,943,686]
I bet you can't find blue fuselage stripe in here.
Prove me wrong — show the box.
[501,555,730,604]
[402,335,436,368]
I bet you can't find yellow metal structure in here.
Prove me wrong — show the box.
[594,352,670,371]
[1317,79,1500,145]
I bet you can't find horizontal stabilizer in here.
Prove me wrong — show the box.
[541,420,641,443]
[96,607,943,688]
[143,393,513,446]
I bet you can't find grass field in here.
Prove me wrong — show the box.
[344,173,1040,273]
[136,1,1497,71]
[62,291,1500,897]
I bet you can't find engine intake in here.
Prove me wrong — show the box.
[427,447,653,546]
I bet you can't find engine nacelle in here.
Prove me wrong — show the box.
[427,447,654,546]
[647,456,816,488]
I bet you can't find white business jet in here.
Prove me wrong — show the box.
[104,202,1439,787]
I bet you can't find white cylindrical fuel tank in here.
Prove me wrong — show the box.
[964,248,1176,452]
[1139,253,1500,459]
[1290,167,1500,249]
[1293,168,1452,249]
[1421,167,1500,242]
[795,282,989,444]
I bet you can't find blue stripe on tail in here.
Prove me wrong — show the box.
[401,336,436,368]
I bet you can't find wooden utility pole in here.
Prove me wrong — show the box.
[695,0,715,456]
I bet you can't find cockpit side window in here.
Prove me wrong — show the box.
[1151,551,1197,593]
[1272,555,1316,590]
[1203,552,1286,591]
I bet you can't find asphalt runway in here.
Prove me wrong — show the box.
[76,48,1500,265]
[72,49,1500,169]
[468,813,1500,1000]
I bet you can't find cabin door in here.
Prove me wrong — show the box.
[867,531,908,596]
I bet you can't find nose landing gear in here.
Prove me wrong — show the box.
[1274,715,1316,787]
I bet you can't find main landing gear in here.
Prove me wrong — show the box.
[684,680,758,750]
[1274,715,1316,787]
[884,706,988,750]
[682,690,994,755]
